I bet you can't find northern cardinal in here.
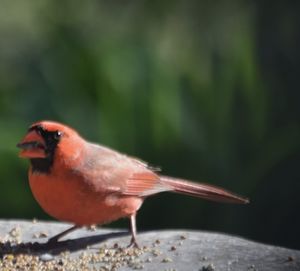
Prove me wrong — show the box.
[17,121,248,246]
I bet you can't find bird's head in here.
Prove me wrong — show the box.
[17,121,84,173]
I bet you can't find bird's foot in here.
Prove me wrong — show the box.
[127,237,139,248]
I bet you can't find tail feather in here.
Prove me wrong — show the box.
[160,176,249,204]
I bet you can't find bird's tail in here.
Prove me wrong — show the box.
[160,176,249,204]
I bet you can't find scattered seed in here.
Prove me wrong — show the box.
[4,254,14,261]
[33,231,48,238]
[113,243,119,248]
[9,227,21,238]
[40,253,54,262]
[0,235,183,270]
[201,263,215,271]
[146,257,152,262]
[180,235,187,240]
[130,263,144,269]
[142,246,148,251]
[40,231,48,238]
[170,246,176,251]
[88,224,97,231]
[248,264,257,270]
[152,249,161,256]
[162,257,173,263]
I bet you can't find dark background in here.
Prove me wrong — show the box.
[0,1,299,249]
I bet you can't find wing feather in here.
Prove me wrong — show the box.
[123,172,172,197]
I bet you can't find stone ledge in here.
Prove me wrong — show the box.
[0,220,299,271]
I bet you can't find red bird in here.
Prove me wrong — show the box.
[17,121,248,246]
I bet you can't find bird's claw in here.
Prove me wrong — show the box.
[127,238,139,248]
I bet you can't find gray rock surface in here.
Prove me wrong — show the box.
[0,220,299,270]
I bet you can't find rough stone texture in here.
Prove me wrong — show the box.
[0,220,299,270]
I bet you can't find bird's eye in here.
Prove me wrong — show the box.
[53,131,62,140]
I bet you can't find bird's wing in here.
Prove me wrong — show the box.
[122,171,172,197]
[77,143,170,196]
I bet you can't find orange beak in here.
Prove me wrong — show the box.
[17,130,47,158]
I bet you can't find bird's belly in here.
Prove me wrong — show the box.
[29,173,142,226]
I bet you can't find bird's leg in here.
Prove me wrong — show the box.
[127,214,139,248]
[47,225,79,243]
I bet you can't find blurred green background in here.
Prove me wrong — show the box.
[0,1,299,249]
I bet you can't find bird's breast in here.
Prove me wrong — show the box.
[28,167,142,226]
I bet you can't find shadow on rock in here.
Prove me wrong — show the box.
[0,231,129,256]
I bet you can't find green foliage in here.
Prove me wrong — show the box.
[0,1,299,249]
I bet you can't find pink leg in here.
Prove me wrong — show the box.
[128,214,139,248]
